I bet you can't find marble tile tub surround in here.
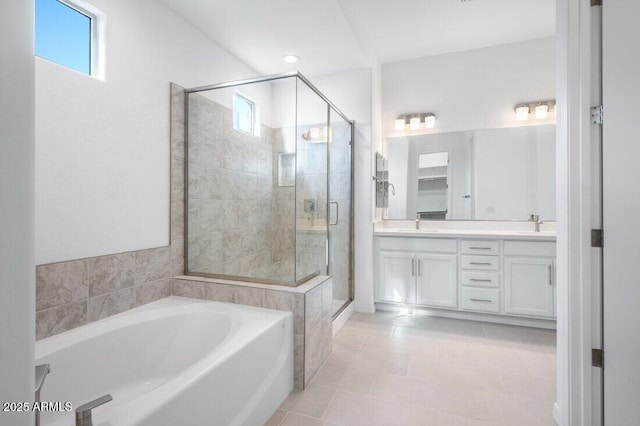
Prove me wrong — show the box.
[173,275,333,390]
[35,83,187,340]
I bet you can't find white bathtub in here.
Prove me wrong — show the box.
[35,296,294,426]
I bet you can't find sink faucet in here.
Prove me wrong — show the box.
[416,213,421,230]
[529,214,543,232]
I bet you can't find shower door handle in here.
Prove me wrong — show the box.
[330,201,339,226]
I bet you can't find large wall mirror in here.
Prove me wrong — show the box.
[385,124,555,221]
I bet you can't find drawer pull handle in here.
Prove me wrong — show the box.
[412,258,415,276]
[470,278,492,282]
[469,247,492,250]
[470,298,493,303]
[469,262,492,266]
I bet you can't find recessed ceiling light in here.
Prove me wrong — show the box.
[284,55,300,63]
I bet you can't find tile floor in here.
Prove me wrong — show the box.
[266,311,556,426]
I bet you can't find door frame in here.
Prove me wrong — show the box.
[556,0,602,424]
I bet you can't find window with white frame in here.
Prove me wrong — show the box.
[233,93,257,135]
[35,0,105,79]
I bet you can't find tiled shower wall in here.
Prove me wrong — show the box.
[35,83,186,340]
[187,93,295,282]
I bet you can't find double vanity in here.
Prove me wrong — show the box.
[374,222,557,327]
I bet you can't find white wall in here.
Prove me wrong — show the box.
[36,0,269,264]
[382,38,556,136]
[0,2,35,424]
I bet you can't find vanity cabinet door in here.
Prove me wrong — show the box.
[379,251,416,304]
[416,254,457,308]
[504,257,555,318]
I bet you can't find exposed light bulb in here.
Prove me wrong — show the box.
[424,114,436,129]
[535,104,549,119]
[516,106,530,121]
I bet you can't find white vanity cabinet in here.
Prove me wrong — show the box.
[503,241,556,318]
[378,251,416,303]
[416,254,458,308]
[374,233,557,324]
[377,237,458,308]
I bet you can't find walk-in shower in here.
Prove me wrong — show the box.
[184,72,353,316]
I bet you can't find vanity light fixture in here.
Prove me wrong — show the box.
[395,113,437,131]
[515,100,556,121]
[535,104,549,119]
[409,115,421,130]
[515,105,530,121]
[423,113,436,129]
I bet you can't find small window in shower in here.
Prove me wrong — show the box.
[35,0,105,79]
[233,93,256,135]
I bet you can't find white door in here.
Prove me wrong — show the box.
[504,257,554,318]
[378,251,415,303]
[603,1,640,422]
[416,254,457,308]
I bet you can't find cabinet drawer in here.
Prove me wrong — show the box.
[461,255,500,271]
[461,240,499,255]
[461,287,500,313]
[461,271,500,288]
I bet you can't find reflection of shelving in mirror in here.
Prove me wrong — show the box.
[417,152,450,220]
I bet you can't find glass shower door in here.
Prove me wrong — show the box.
[328,107,353,316]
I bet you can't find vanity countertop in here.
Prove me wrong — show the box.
[374,223,557,241]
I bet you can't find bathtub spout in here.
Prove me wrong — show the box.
[75,394,113,426]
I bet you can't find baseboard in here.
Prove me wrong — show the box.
[375,302,557,330]
[553,402,561,425]
[332,301,355,336]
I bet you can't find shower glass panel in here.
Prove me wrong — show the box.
[185,73,353,294]
[329,107,353,316]
[295,80,329,281]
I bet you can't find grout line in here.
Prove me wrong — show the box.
[319,388,338,421]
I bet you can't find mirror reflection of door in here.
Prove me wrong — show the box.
[416,152,450,220]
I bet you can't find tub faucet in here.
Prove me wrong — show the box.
[416,213,421,230]
[76,394,113,426]
[529,214,543,232]
[35,364,50,426]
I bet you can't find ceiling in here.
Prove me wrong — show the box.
[159,0,555,76]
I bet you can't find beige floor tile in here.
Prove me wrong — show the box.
[372,373,477,418]
[437,412,493,426]
[406,360,506,394]
[500,373,556,404]
[312,363,349,388]
[362,334,440,359]
[336,367,377,394]
[342,320,395,337]
[265,409,287,426]
[439,344,528,375]
[324,390,437,426]
[348,348,411,376]
[280,412,325,426]
[519,352,557,380]
[326,342,359,365]
[472,391,555,426]
[334,329,368,348]
[284,385,337,418]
